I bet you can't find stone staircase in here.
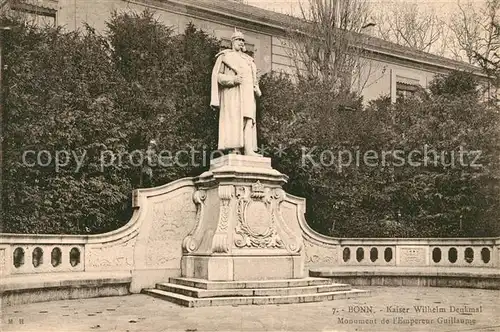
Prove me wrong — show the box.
[142,277,370,307]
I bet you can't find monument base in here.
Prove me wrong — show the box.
[180,154,305,281]
[138,156,370,306]
[181,255,304,281]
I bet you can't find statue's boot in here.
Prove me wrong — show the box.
[229,149,242,155]
[243,118,261,157]
[244,149,262,157]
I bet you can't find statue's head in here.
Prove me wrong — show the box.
[231,28,245,52]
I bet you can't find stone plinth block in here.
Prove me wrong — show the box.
[181,155,304,281]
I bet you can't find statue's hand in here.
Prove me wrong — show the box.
[254,86,262,97]
[233,75,243,85]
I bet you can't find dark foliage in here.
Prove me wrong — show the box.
[1,12,220,234]
[259,71,500,237]
[1,11,498,238]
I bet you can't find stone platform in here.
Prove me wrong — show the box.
[142,277,369,307]
[310,266,500,289]
[0,271,131,307]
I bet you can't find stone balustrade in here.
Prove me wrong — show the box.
[2,235,496,277]
[302,234,499,269]
[302,233,500,267]
[11,244,84,274]
[1,187,499,278]
[1,186,498,278]
[0,236,88,276]
[298,210,500,289]
[337,240,496,267]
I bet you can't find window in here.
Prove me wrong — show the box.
[396,82,419,100]
[395,75,421,101]
[9,0,56,27]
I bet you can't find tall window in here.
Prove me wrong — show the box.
[9,0,56,27]
[396,82,419,100]
[395,76,421,101]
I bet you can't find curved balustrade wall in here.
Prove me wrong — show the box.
[0,177,499,306]
[300,228,499,269]
[303,239,498,268]
[285,192,500,270]
[1,185,499,278]
[0,177,198,302]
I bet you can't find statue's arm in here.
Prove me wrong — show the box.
[216,54,239,87]
[218,73,238,87]
[252,61,262,97]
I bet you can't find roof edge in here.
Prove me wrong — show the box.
[125,0,486,77]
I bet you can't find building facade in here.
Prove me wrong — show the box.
[3,0,488,102]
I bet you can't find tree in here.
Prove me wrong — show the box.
[2,21,133,234]
[374,1,448,56]
[286,0,375,95]
[448,0,500,84]
[1,12,221,234]
[105,12,220,186]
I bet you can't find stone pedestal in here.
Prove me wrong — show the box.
[181,155,305,281]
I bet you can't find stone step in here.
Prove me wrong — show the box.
[168,277,333,290]
[142,288,370,308]
[156,282,352,298]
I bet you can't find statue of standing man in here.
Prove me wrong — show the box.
[210,28,262,156]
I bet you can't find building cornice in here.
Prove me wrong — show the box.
[122,0,282,36]
[123,0,486,77]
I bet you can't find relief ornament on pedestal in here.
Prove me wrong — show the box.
[211,185,234,253]
[182,189,207,253]
[234,181,284,249]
